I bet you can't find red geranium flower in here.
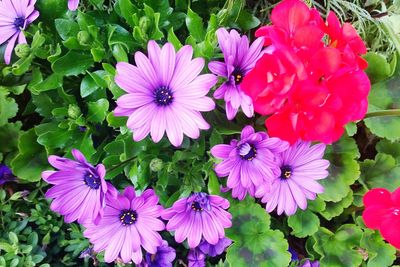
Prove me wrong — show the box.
[241,0,370,144]
[363,188,400,249]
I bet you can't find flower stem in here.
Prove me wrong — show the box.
[364,109,400,119]
[107,156,136,172]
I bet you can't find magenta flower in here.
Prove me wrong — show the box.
[114,41,217,147]
[300,260,320,267]
[208,28,264,120]
[0,0,39,64]
[255,141,329,215]
[188,249,206,267]
[199,237,232,257]
[84,186,165,264]
[42,149,110,224]
[68,0,79,10]
[139,240,176,267]
[211,125,289,200]
[162,192,232,248]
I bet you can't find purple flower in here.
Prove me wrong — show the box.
[139,240,176,267]
[68,0,79,10]
[299,260,320,267]
[199,237,232,257]
[208,28,264,120]
[84,186,165,264]
[211,125,289,200]
[41,149,110,224]
[0,0,39,64]
[255,141,329,215]
[114,41,217,147]
[162,192,232,248]
[0,164,15,185]
[188,248,205,267]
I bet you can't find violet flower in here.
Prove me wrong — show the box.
[199,237,232,257]
[139,240,176,267]
[188,248,206,267]
[162,192,232,248]
[0,164,15,185]
[114,41,217,147]
[0,0,39,64]
[209,28,264,120]
[68,0,79,10]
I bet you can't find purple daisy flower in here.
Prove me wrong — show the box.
[114,41,217,147]
[0,164,16,185]
[84,186,165,264]
[42,149,111,224]
[188,248,206,267]
[162,192,232,248]
[139,240,176,267]
[208,28,264,120]
[0,0,39,64]
[68,0,79,10]
[299,260,320,267]
[211,125,289,200]
[255,141,329,216]
[198,237,232,257]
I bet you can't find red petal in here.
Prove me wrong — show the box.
[271,0,310,35]
[380,214,400,249]
[363,188,393,207]
[362,206,389,229]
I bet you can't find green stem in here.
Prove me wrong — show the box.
[107,156,136,172]
[364,109,400,119]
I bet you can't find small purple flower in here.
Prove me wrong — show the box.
[289,247,299,261]
[188,248,206,267]
[84,186,165,264]
[68,0,79,10]
[211,125,289,200]
[255,141,329,215]
[299,260,320,267]
[0,0,39,64]
[114,40,217,147]
[0,164,15,185]
[42,149,110,224]
[209,28,264,120]
[162,192,232,248]
[139,240,176,267]
[199,237,232,257]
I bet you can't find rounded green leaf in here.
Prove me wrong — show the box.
[288,209,320,238]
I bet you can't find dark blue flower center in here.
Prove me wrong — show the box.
[190,192,210,212]
[119,209,137,225]
[14,17,25,29]
[280,165,292,179]
[239,143,257,161]
[83,173,101,189]
[232,68,244,85]
[154,86,173,106]
[191,201,203,212]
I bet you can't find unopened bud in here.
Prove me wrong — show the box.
[14,44,31,58]
[68,104,81,119]
[149,158,163,172]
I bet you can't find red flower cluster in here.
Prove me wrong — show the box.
[362,188,400,249]
[241,0,370,144]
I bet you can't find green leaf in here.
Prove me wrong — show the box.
[29,73,63,93]
[364,74,400,141]
[52,51,94,76]
[55,19,80,40]
[167,27,183,50]
[80,74,99,98]
[0,88,18,126]
[186,7,205,42]
[376,139,400,162]
[360,153,400,191]
[10,129,48,182]
[207,171,220,195]
[87,99,109,123]
[320,136,360,202]
[313,225,363,267]
[364,52,391,83]
[361,229,396,267]
[319,190,354,220]
[236,10,260,31]
[288,209,320,238]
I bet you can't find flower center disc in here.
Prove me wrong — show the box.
[119,209,138,225]
[14,17,25,29]
[154,86,173,106]
[239,143,257,161]
[280,166,292,179]
[84,173,101,189]
[232,68,244,85]
[191,201,203,212]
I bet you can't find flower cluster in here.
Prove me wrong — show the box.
[212,126,329,215]
[362,188,400,249]
[241,0,370,144]
[42,149,232,264]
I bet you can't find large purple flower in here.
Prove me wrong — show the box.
[199,237,232,257]
[162,192,232,248]
[0,0,39,64]
[139,240,176,267]
[208,28,264,120]
[84,186,165,264]
[255,141,329,215]
[42,149,110,224]
[68,0,79,10]
[114,41,217,147]
[211,125,289,200]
